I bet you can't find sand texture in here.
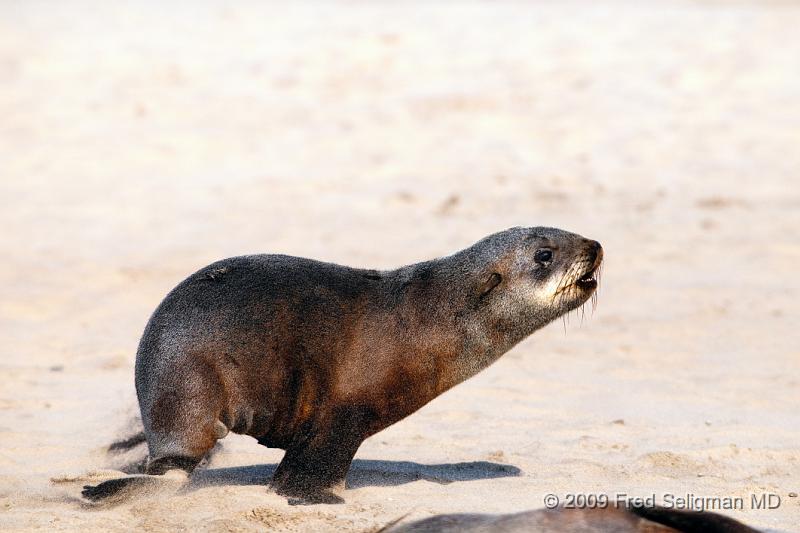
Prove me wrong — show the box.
[0,1,798,531]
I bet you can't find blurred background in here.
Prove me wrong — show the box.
[0,2,798,532]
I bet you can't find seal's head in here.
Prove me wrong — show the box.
[471,226,603,330]
[523,226,603,313]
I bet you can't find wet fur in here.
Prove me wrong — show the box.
[83,226,602,504]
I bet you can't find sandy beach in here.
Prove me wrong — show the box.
[0,1,798,531]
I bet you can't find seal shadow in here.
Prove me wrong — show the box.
[186,459,521,491]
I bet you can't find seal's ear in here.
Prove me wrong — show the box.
[479,273,502,298]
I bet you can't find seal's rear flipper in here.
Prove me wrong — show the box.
[82,476,158,502]
[82,468,190,504]
[107,431,146,453]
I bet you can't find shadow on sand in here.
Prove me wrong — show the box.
[187,459,521,491]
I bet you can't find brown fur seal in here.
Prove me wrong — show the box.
[385,505,761,533]
[82,226,603,504]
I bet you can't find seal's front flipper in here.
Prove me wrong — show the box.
[287,490,345,506]
[270,436,360,504]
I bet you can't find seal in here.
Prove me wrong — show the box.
[82,226,603,504]
[384,505,760,533]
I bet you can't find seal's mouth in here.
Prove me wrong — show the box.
[551,241,603,300]
[571,245,603,293]
[575,268,598,291]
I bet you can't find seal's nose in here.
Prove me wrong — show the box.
[587,240,603,266]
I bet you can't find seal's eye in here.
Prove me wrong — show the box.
[534,249,553,264]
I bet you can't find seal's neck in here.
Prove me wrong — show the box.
[453,307,544,384]
[392,257,550,391]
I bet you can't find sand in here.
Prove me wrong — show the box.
[0,1,798,531]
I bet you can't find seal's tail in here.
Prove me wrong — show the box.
[629,505,761,533]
